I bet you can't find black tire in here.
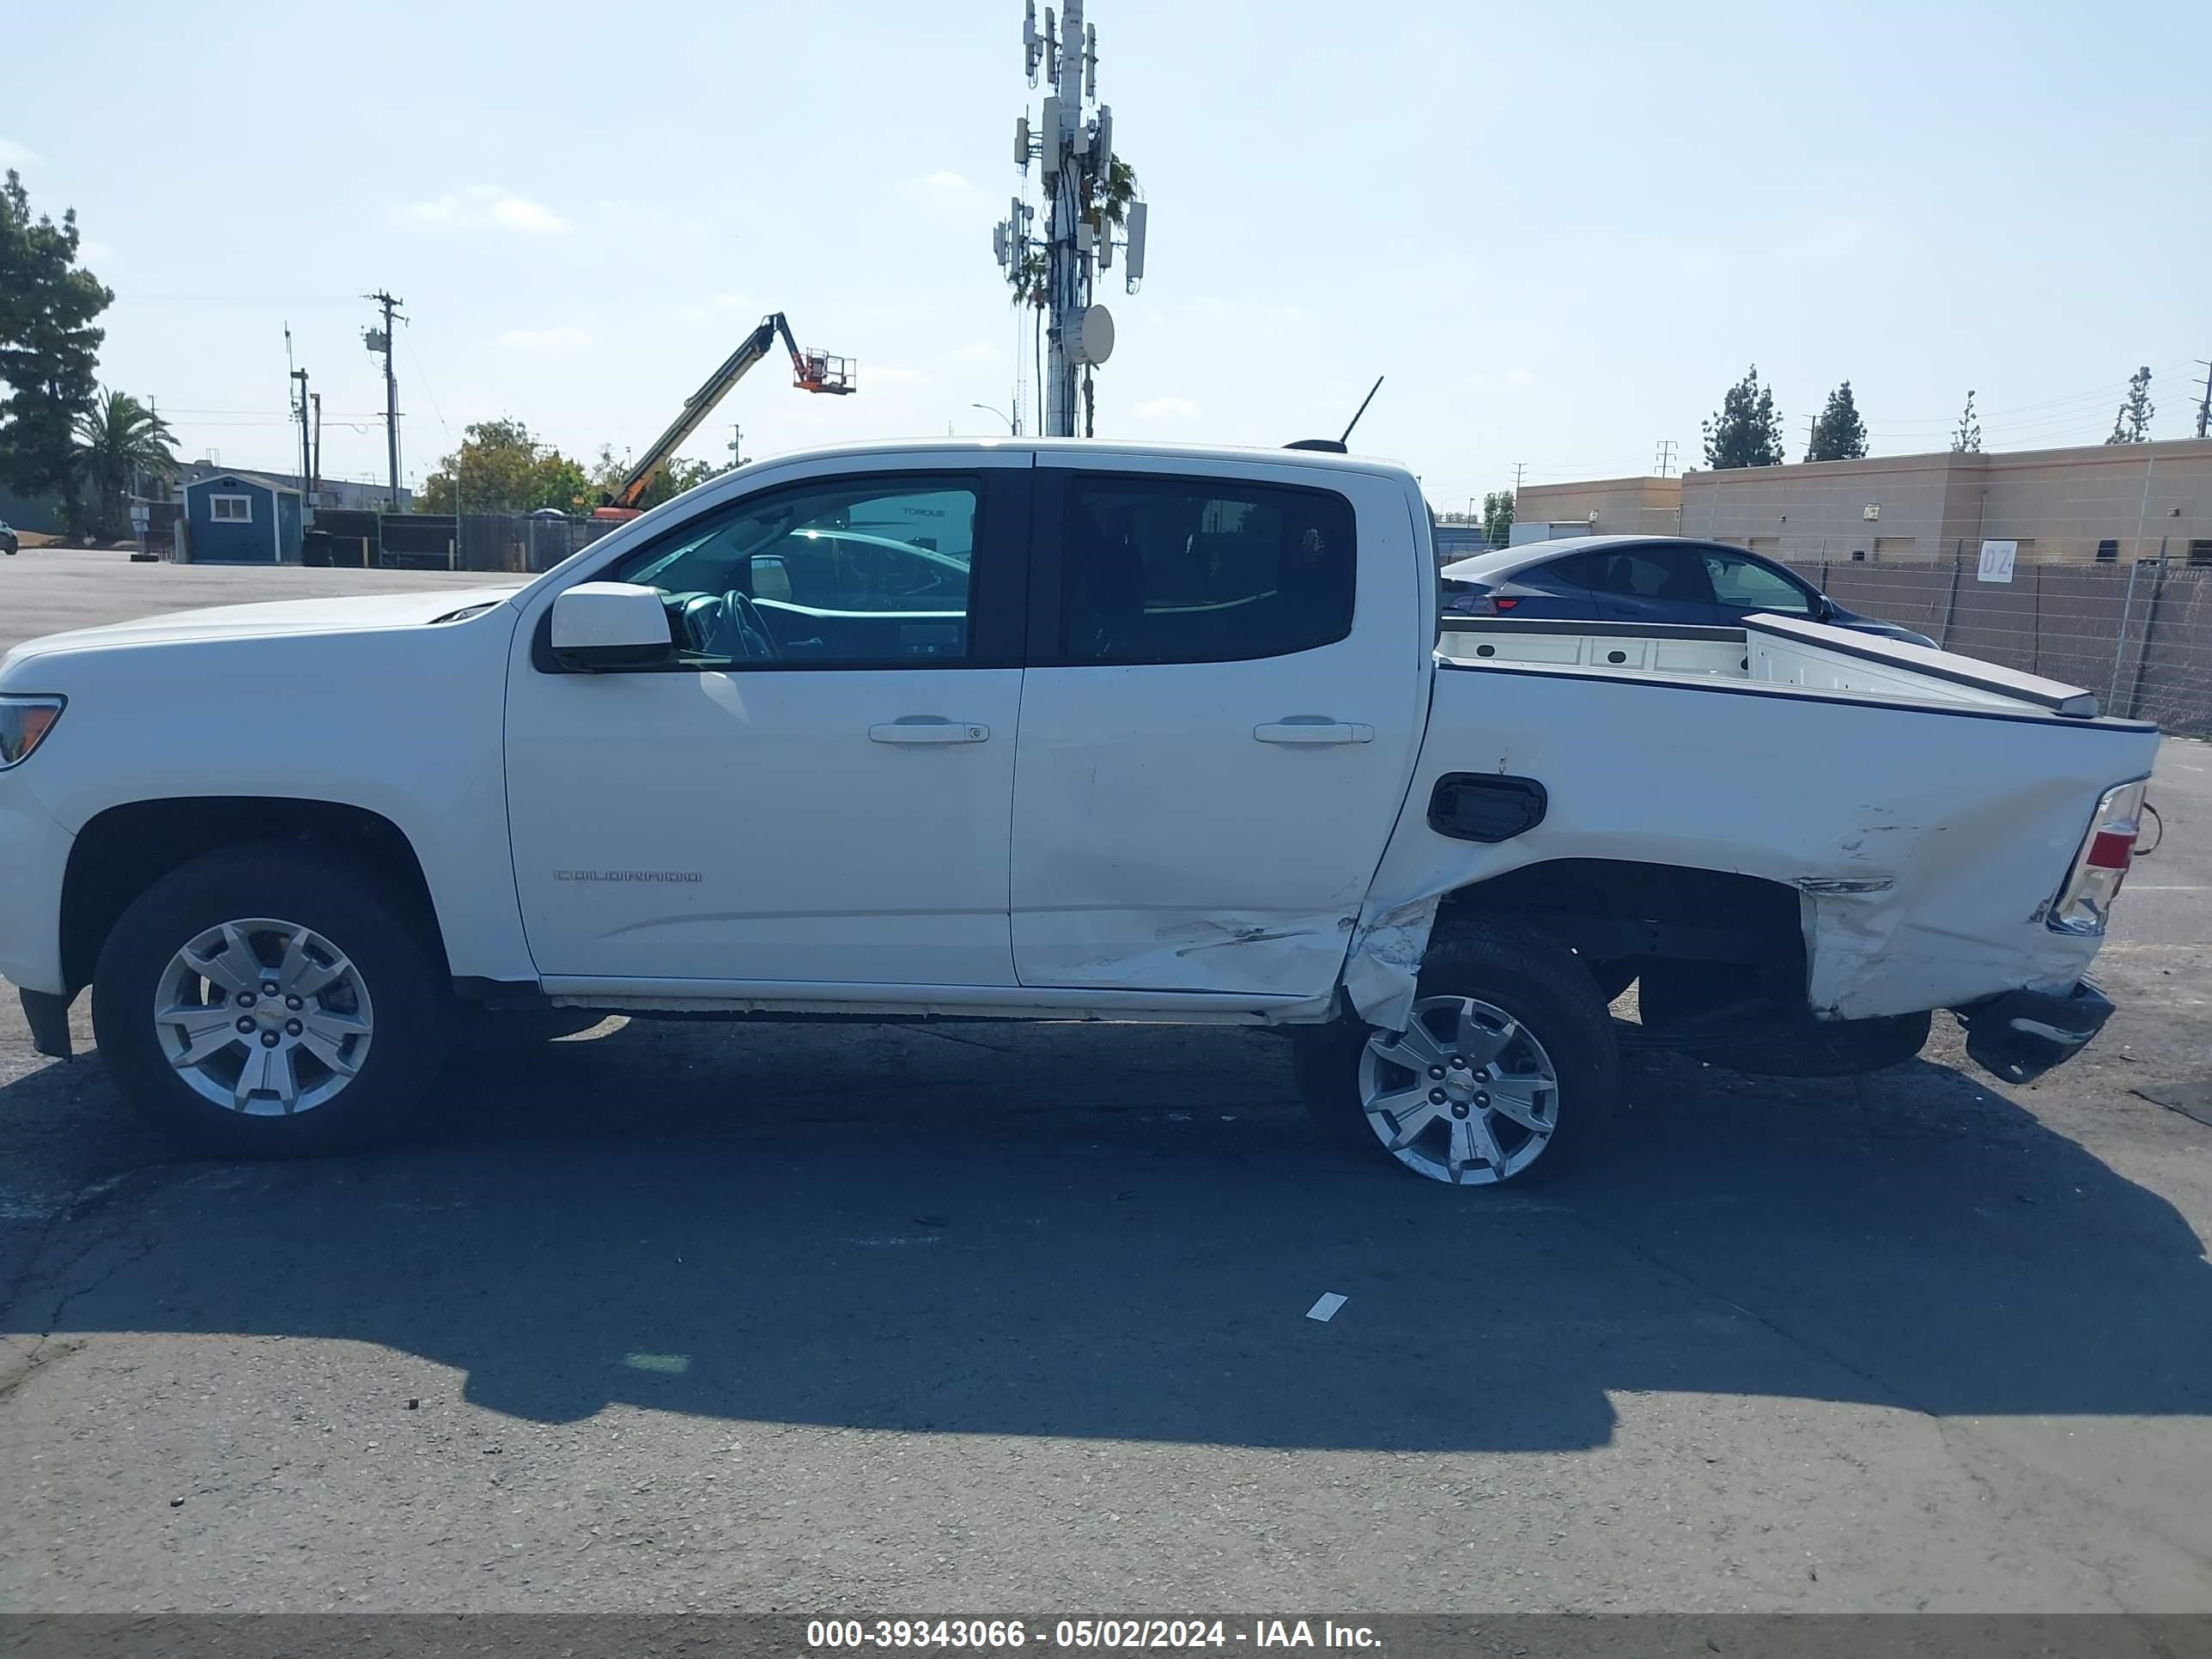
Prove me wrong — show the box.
[1293,918,1621,1185]
[1638,961,1931,1078]
[92,843,454,1158]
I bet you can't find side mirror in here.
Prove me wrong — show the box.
[550,582,673,672]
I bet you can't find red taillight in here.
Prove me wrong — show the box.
[2048,779,2148,935]
[1492,596,1521,611]
[2087,830,2134,872]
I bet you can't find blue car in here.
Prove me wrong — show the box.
[1440,534,1940,647]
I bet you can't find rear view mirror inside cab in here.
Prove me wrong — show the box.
[750,555,793,604]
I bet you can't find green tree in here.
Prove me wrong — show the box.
[1701,365,1786,469]
[1005,156,1140,313]
[1480,489,1516,545]
[585,445,729,511]
[1951,390,1981,453]
[71,388,176,538]
[418,418,591,514]
[0,170,112,532]
[2105,366,2154,445]
[1004,151,1139,438]
[1804,380,1869,462]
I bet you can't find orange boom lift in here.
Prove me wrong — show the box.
[592,312,854,522]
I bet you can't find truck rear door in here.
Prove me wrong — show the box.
[1009,455,1431,999]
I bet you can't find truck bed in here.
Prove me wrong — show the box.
[1342,609,2164,1034]
[1438,611,2100,720]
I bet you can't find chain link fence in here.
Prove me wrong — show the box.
[449,514,623,574]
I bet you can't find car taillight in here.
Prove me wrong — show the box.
[2047,779,2148,936]
[1492,596,1520,611]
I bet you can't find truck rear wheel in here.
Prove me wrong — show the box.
[1638,962,1931,1078]
[1294,921,1620,1186]
[92,844,453,1157]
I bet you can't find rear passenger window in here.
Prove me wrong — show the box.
[1060,476,1355,665]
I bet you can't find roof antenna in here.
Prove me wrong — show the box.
[1286,374,1384,453]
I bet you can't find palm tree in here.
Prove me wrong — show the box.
[1005,157,1140,436]
[72,388,177,540]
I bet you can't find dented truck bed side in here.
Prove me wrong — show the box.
[1341,659,2160,1033]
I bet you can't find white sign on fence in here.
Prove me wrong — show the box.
[1977,539,2017,584]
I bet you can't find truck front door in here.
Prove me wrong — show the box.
[1009,457,1430,1000]
[504,458,1030,986]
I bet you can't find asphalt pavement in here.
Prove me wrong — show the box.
[1,552,2208,1613]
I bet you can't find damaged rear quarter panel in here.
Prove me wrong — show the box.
[1342,665,2160,1029]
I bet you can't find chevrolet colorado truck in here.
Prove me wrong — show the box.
[0,441,2160,1185]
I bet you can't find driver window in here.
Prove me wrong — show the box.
[607,475,980,666]
[1702,551,1813,613]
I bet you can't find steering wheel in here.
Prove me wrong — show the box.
[680,590,779,661]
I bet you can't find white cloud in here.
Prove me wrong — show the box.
[0,138,40,167]
[936,341,1003,368]
[76,239,116,264]
[498,325,594,354]
[1133,396,1200,420]
[407,185,568,234]
[898,171,986,221]
[870,365,932,387]
[1470,367,1538,389]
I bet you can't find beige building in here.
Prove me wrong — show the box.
[1516,437,2212,566]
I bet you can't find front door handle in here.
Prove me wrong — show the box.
[869,716,991,744]
[1255,720,1375,745]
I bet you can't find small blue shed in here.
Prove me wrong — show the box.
[181,471,303,563]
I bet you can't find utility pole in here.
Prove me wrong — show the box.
[290,366,312,505]
[2196,360,2211,441]
[309,392,323,505]
[363,290,404,509]
[729,423,745,470]
[1654,439,1677,478]
[1511,462,1526,490]
[997,0,1146,437]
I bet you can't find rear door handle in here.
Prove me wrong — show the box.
[1254,720,1375,745]
[869,717,991,744]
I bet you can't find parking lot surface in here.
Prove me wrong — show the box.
[1,555,2208,1612]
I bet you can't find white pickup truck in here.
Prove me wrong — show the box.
[0,440,2160,1185]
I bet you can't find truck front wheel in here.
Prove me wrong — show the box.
[92,845,453,1157]
[1294,921,1620,1186]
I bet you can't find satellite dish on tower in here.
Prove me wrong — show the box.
[1070,304,1115,366]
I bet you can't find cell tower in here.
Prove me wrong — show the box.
[994,0,1146,438]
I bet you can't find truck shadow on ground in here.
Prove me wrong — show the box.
[7,1016,2209,1451]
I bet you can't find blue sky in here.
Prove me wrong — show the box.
[7,0,2208,506]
